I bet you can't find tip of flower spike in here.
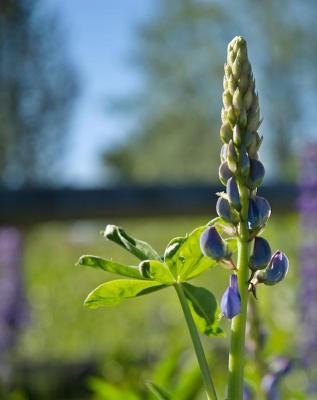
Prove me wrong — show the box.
[228,36,247,52]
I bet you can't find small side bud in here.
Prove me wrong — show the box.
[227,140,237,173]
[233,88,243,112]
[200,226,230,261]
[244,89,253,110]
[233,125,242,146]
[220,274,241,319]
[220,123,232,144]
[255,251,289,285]
[227,177,241,211]
[223,90,232,108]
[239,148,250,176]
[250,237,272,271]
[219,161,233,185]
[247,159,265,189]
[216,197,240,225]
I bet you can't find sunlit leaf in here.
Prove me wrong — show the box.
[103,224,161,261]
[77,255,142,279]
[139,260,176,284]
[164,226,217,281]
[84,279,166,308]
[182,283,223,337]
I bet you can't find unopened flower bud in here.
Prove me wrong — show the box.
[250,237,272,271]
[220,123,232,144]
[227,140,237,173]
[227,177,241,210]
[200,226,230,261]
[216,197,240,225]
[228,75,236,95]
[247,132,263,157]
[227,105,236,125]
[248,196,271,231]
[220,274,241,319]
[239,148,250,176]
[247,159,265,189]
[255,251,289,285]
[219,161,233,185]
[244,89,253,110]
[238,75,249,93]
[233,88,243,112]
[247,107,260,131]
[223,90,232,108]
[233,125,242,146]
[239,107,248,127]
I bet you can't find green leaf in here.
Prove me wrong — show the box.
[77,255,143,279]
[164,226,217,281]
[88,377,140,400]
[84,279,166,308]
[182,283,223,337]
[103,225,161,261]
[139,260,176,284]
[146,382,171,400]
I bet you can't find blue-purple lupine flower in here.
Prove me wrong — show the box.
[200,226,228,261]
[220,274,241,319]
[256,251,289,286]
[250,237,272,271]
[227,177,241,210]
[247,196,271,231]
[261,357,292,400]
[216,197,239,225]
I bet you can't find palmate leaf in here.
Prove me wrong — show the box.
[103,225,161,261]
[84,279,166,308]
[139,260,176,284]
[182,283,223,337]
[164,226,217,281]
[77,255,143,279]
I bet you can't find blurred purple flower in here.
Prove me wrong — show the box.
[298,143,317,394]
[261,357,292,400]
[0,226,28,382]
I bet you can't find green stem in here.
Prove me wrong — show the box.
[227,182,250,400]
[174,283,218,400]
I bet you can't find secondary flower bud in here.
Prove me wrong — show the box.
[227,140,237,173]
[220,123,232,144]
[216,197,240,225]
[200,226,229,261]
[239,148,250,176]
[248,196,271,231]
[247,159,265,190]
[219,161,233,185]
[227,177,241,210]
[220,274,241,319]
[256,251,289,285]
[250,237,272,271]
[233,125,242,146]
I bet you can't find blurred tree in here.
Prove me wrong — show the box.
[0,0,78,186]
[104,0,317,183]
[104,0,225,184]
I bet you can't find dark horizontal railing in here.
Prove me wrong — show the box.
[0,184,298,225]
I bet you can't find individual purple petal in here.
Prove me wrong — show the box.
[220,274,241,319]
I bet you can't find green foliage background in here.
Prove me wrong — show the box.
[15,213,302,398]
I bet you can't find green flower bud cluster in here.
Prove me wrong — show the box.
[219,36,263,188]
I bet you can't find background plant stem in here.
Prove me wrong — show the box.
[227,182,250,400]
[174,283,218,400]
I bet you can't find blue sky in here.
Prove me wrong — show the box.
[45,0,153,186]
